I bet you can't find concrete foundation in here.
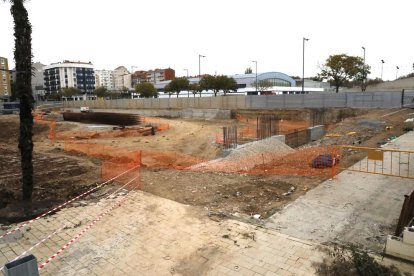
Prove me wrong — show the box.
[308,125,325,141]
[271,135,286,144]
[385,227,414,261]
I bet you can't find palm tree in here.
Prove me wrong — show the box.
[7,0,35,201]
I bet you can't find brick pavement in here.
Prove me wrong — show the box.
[0,190,325,275]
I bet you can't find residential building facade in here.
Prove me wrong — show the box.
[145,68,175,83]
[32,62,46,100]
[95,69,114,90]
[113,66,130,90]
[43,60,95,94]
[131,68,175,88]
[0,57,11,99]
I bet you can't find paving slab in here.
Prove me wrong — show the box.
[266,131,414,252]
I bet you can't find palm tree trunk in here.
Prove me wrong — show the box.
[11,0,34,201]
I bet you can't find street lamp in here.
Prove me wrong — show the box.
[198,54,206,78]
[184,68,189,97]
[252,60,257,93]
[131,66,139,73]
[361,47,366,86]
[381,60,385,80]
[302,37,309,94]
[396,66,399,79]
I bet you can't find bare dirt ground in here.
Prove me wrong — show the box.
[0,108,413,223]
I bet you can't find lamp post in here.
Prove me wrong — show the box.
[184,69,189,97]
[396,66,399,80]
[302,37,309,94]
[198,54,206,79]
[131,66,139,73]
[361,46,366,87]
[381,60,385,80]
[252,60,257,93]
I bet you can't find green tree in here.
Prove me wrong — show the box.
[166,77,189,98]
[245,67,253,74]
[6,0,35,201]
[200,75,238,97]
[318,54,369,93]
[163,83,174,98]
[199,74,216,97]
[252,80,273,93]
[94,86,108,98]
[216,75,238,96]
[135,82,158,98]
[60,87,81,98]
[188,83,202,98]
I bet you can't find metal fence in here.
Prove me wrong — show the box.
[256,115,280,140]
[395,190,414,236]
[222,126,238,149]
[339,146,414,179]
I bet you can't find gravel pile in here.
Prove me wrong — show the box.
[188,136,294,172]
[224,136,294,161]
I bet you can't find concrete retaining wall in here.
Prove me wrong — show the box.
[308,125,325,141]
[63,91,405,110]
[65,108,231,119]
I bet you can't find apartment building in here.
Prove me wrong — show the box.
[130,68,175,88]
[0,57,11,98]
[113,66,130,90]
[32,62,46,99]
[145,68,175,83]
[43,60,95,94]
[95,69,114,90]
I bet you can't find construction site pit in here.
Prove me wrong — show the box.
[0,107,413,223]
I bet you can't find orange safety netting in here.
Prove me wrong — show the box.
[187,147,340,179]
[64,142,141,162]
[56,127,155,140]
[140,150,206,169]
[64,141,141,185]
[216,119,310,145]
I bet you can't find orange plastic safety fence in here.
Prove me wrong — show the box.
[188,147,340,179]
[56,127,154,140]
[64,141,141,185]
[140,150,205,169]
[101,160,140,184]
[64,142,141,163]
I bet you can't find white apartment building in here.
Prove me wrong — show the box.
[43,60,95,94]
[95,69,114,90]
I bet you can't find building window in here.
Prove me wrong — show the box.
[0,59,4,64]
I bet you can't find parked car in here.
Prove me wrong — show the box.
[80,106,90,113]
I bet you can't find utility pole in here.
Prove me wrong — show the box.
[252,60,257,93]
[302,38,309,93]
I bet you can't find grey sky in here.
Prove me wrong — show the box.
[1,0,413,81]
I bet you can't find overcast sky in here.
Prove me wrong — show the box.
[1,0,413,81]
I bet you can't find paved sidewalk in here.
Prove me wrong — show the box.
[1,191,324,275]
[266,131,414,252]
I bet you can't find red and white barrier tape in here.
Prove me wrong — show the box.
[0,224,67,272]
[0,164,139,240]
[38,175,139,270]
